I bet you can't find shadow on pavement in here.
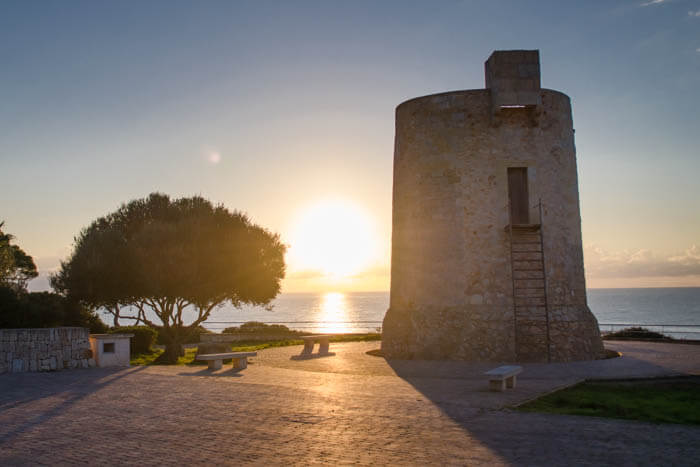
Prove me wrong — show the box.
[0,366,148,445]
[384,345,700,465]
[176,367,245,377]
[290,352,337,361]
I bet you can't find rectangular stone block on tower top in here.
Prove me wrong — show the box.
[485,50,541,109]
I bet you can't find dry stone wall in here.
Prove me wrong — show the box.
[0,327,94,373]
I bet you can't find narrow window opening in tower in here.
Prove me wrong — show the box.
[508,167,529,224]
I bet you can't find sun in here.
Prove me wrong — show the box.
[287,199,378,278]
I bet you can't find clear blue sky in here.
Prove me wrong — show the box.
[1,0,699,290]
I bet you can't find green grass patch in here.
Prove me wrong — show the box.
[130,348,199,365]
[130,349,164,365]
[517,378,700,425]
[130,333,382,366]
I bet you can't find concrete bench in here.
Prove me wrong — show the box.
[485,365,523,391]
[195,352,257,371]
[298,335,335,357]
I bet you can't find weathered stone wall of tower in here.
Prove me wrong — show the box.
[382,51,603,362]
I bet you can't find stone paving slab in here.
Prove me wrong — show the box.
[253,340,700,379]
[1,340,699,465]
[243,340,700,408]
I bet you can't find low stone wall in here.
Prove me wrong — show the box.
[201,333,301,343]
[0,327,94,373]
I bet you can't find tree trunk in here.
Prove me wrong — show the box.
[162,342,183,363]
[159,329,186,364]
[110,305,120,327]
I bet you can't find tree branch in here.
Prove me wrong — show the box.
[135,301,158,328]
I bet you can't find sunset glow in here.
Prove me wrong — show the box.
[2,1,699,294]
[317,292,349,333]
[286,200,378,279]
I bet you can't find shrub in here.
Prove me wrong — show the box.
[78,309,110,334]
[110,326,157,353]
[196,342,231,355]
[0,285,106,332]
[604,326,671,340]
[64,297,109,333]
[154,324,210,345]
[222,321,302,335]
[195,325,213,342]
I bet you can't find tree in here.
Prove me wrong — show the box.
[50,218,133,326]
[0,221,38,292]
[51,193,286,362]
[0,286,107,332]
[0,222,104,332]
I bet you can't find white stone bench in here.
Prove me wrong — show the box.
[195,352,257,371]
[298,335,335,357]
[485,365,523,391]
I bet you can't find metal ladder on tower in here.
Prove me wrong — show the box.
[508,200,551,362]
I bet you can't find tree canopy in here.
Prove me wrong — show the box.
[51,193,286,362]
[0,221,104,332]
[0,221,38,292]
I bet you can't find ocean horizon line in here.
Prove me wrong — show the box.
[278,286,700,295]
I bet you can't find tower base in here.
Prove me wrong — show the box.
[381,304,604,362]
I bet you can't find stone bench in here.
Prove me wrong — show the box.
[485,365,523,391]
[297,335,335,358]
[195,352,257,371]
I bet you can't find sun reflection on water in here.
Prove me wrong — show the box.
[318,292,350,333]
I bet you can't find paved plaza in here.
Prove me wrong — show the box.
[1,341,699,465]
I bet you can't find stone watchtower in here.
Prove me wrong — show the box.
[382,50,603,363]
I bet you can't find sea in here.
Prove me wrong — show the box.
[128,287,700,340]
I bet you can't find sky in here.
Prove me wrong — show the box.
[1,0,699,292]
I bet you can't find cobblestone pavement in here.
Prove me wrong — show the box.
[1,341,699,465]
